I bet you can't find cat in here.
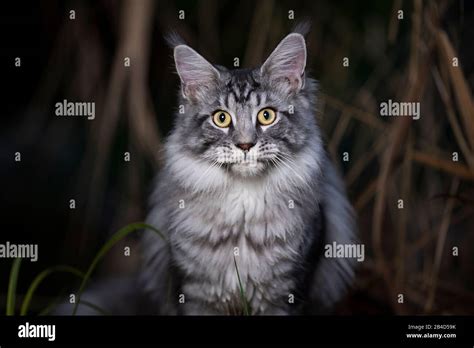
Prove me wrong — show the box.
[139,26,358,315]
[56,26,358,316]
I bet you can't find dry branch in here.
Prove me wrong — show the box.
[412,151,474,181]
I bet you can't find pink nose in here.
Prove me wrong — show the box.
[236,143,255,151]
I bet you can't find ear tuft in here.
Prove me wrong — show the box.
[261,33,307,94]
[292,20,311,37]
[165,31,186,48]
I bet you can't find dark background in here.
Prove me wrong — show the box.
[1,0,473,315]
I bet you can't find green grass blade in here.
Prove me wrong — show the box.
[233,255,250,316]
[20,265,85,316]
[72,222,165,315]
[6,258,22,316]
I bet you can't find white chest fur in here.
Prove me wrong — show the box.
[168,178,305,312]
[159,145,322,313]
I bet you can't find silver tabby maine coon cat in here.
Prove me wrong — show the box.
[139,27,357,315]
[60,27,357,316]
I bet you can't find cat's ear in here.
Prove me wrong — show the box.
[173,45,220,101]
[260,33,306,94]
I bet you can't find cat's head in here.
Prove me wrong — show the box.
[170,31,319,178]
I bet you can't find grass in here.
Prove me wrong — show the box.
[6,258,21,315]
[4,221,254,316]
[71,222,165,315]
[20,265,85,315]
[4,222,165,316]
[233,255,251,315]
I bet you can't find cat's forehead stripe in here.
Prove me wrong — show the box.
[217,70,267,111]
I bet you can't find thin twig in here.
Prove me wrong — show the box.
[424,179,460,312]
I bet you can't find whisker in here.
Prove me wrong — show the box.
[191,159,220,193]
[277,152,313,191]
[275,153,313,192]
[270,156,305,203]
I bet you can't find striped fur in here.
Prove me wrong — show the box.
[139,31,358,315]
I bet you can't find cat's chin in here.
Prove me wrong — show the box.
[230,161,266,177]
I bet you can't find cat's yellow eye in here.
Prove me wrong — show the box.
[257,108,276,126]
[212,110,232,128]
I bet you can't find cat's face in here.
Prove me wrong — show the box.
[172,33,316,178]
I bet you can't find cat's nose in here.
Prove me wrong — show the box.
[236,143,255,151]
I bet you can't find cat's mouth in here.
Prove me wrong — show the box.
[219,155,278,177]
[213,144,279,177]
[229,160,266,177]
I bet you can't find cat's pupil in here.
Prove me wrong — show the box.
[219,113,226,122]
[263,111,270,119]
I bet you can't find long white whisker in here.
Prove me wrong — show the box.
[274,159,312,209]
[191,159,220,192]
[270,156,305,203]
[275,153,313,192]
[278,152,315,188]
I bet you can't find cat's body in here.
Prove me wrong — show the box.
[139,29,357,315]
[142,150,354,315]
[56,28,357,316]
[142,131,323,315]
